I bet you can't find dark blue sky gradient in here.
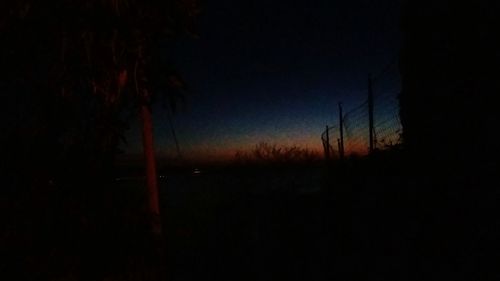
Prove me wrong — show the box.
[122,0,403,161]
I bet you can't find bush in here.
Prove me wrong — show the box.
[234,142,320,165]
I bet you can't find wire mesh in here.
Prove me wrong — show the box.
[372,61,402,150]
[321,125,340,160]
[343,101,369,156]
[321,60,403,159]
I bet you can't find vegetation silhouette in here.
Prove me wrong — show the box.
[234,142,321,166]
[1,1,199,280]
[1,1,498,281]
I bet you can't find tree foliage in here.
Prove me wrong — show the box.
[0,2,200,279]
[0,0,199,180]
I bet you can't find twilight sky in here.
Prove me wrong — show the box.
[122,0,403,162]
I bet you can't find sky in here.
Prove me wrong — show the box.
[122,0,403,163]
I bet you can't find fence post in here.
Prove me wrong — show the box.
[337,139,341,158]
[325,125,330,161]
[338,102,345,160]
[368,75,375,154]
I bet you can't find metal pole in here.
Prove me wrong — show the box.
[368,75,375,154]
[337,139,341,157]
[325,125,330,160]
[338,102,345,160]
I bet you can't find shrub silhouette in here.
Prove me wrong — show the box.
[234,142,320,165]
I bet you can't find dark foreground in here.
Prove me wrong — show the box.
[2,151,499,281]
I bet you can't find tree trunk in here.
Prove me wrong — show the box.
[140,102,162,236]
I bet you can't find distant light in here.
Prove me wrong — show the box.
[193,168,201,174]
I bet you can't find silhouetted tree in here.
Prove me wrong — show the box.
[1,0,199,236]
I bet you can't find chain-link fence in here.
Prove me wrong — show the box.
[321,125,339,160]
[321,60,402,160]
[343,101,370,156]
[372,61,402,150]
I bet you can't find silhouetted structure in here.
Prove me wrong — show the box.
[399,0,499,170]
[398,1,499,279]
